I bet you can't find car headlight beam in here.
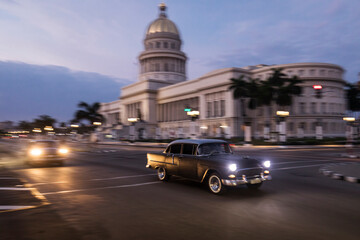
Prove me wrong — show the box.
[58,148,69,154]
[263,160,271,168]
[30,148,42,156]
[228,164,237,171]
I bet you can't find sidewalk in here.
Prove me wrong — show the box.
[319,163,360,184]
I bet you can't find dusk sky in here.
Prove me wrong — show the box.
[1,0,359,123]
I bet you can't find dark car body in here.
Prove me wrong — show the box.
[146,139,271,194]
[25,140,68,166]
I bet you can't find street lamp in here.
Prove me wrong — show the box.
[127,118,139,142]
[187,110,200,139]
[276,111,289,143]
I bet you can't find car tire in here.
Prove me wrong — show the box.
[208,173,225,194]
[157,167,170,181]
[246,182,262,190]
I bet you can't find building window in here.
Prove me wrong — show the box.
[156,42,161,48]
[220,100,225,117]
[298,70,304,76]
[155,63,160,72]
[300,103,306,114]
[320,69,325,76]
[288,122,294,132]
[207,102,212,118]
[171,42,175,49]
[164,63,169,72]
[309,69,315,76]
[149,43,153,49]
[164,42,168,48]
[214,101,219,117]
[322,103,326,114]
[311,102,316,114]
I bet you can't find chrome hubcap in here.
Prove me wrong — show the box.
[209,175,221,193]
[158,168,165,179]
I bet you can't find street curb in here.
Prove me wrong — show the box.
[319,163,360,184]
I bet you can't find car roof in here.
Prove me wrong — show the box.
[169,139,228,145]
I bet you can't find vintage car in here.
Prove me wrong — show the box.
[146,139,271,194]
[25,140,69,166]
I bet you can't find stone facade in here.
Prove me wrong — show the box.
[100,4,347,140]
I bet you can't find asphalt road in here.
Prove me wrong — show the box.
[1,142,360,240]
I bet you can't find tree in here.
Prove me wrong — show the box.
[345,83,360,113]
[18,121,33,132]
[258,68,303,141]
[260,68,303,109]
[74,101,104,125]
[229,75,260,116]
[32,115,57,129]
[229,75,260,143]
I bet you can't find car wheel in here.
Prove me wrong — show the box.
[247,182,262,190]
[208,173,225,194]
[157,167,170,181]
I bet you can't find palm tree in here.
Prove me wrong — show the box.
[74,102,104,125]
[33,115,57,129]
[258,68,303,140]
[18,121,33,132]
[229,75,260,143]
[345,83,360,113]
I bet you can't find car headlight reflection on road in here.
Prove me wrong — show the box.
[228,164,237,171]
[263,160,271,168]
[30,148,42,156]
[58,148,69,154]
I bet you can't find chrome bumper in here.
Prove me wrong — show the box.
[222,174,272,186]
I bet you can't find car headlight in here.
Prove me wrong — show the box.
[58,148,69,154]
[30,148,42,156]
[263,160,271,168]
[228,164,237,171]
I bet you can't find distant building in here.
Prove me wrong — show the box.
[100,4,347,140]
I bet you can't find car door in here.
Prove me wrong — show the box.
[165,144,181,175]
[178,144,198,179]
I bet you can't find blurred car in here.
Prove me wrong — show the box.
[25,140,69,166]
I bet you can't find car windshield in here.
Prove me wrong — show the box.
[198,143,232,155]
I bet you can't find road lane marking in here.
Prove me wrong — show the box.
[91,173,156,181]
[0,187,34,191]
[42,181,161,195]
[30,181,68,186]
[0,205,35,210]
[273,164,327,171]
[272,160,337,165]
[28,174,157,186]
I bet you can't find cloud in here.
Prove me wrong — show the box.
[0,61,130,122]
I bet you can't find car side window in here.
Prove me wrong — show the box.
[182,144,196,155]
[169,144,181,154]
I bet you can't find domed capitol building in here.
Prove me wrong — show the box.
[99,4,347,141]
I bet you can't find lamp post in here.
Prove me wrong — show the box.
[276,111,289,144]
[128,118,139,142]
[343,117,356,157]
[343,117,355,143]
[187,110,199,139]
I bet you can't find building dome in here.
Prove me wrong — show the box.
[146,3,179,36]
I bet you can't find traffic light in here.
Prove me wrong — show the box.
[313,85,322,99]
